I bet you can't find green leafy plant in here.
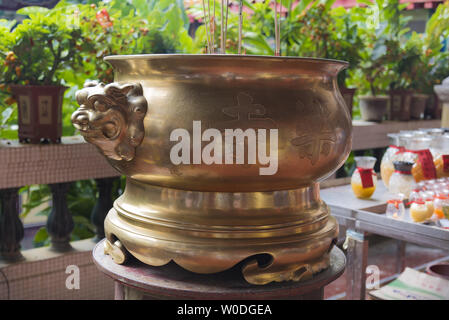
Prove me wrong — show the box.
[353,0,409,96]
[0,7,85,86]
[290,0,365,87]
[406,2,449,94]
[71,0,192,83]
[60,0,193,136]
[0,5,87,140]
[0,19,18,139]
[294,1,336,58]
[329,6,364,87]
[21,178,125,247]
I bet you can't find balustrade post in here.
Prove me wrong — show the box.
[47,183,74,252]
[92,177,118,241]
[0,187,24,261]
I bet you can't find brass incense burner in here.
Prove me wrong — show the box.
[72,54,352,285]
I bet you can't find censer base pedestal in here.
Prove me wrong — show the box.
[93,239,346,300]
[102,183,338,285]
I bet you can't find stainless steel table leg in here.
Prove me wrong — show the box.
[114,281,144,300]
[344,229,368,300]
[395,240,406,274]
[114,281,125,300]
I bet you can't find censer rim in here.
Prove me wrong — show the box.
[104,53,349,66]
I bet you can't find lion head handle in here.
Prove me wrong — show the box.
[72,81,148,161]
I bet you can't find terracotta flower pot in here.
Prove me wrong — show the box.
[410,94,429,120]
[359,95,388,122]
[388,89,413,121]
[424,94,441,119]
[10,85,67,144]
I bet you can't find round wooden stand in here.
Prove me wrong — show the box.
[93,239,345,300]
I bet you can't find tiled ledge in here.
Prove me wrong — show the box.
[0,136,120,189]
[0,238,114,300]
[352,119,441,150]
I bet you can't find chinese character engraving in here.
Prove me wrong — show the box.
[291,98,336,166]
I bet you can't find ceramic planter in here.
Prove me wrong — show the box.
[410,94,429,120]
[10,85,67,143]
[359,95,389,122]
[388,89,413,121]
[425,93,442,120]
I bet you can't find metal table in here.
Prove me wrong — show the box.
[321,181,449,300]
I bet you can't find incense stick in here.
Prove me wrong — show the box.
[212,0,216,53]
[220,0,224,53]
[207,0,212,53]
[223,0,229,54]
[274,0,279,56]
[238,0,243,54]
[202,0,211,53]
[277,1,281,56]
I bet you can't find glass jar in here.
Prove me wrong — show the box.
[394,133,414,163]
[351,156,377,199]
[404,136,437,183]
[433,134,449,179]
[426,128,445,137]
[380,134,405,187]
[410,199,432,223]
[389,161,416,198]
[433,194,448,219]
[422,192,435,218]
[408,189,421,203]
[386,198,405,220]
[416,181,427,190]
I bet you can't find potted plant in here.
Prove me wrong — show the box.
[0,7,86,143]
[387,39,421,121]
[376,0,416,121]
[426,56,449,119]
[356,49,391,122]
[353,22,393,122]
[403,34,432,120]
[347,0,418,122]
[411,3,449,119]
[329,6,364,118]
